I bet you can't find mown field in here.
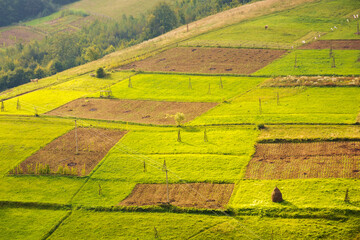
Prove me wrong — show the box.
[191,87,360,125]
[184,0,360,49]
[1,0,360,239]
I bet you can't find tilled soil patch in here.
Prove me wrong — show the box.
[46,98,218,125]
[118,47,287,74]
[0,26,44,47]
[299,40,360,50]
[14,128,126,176]
[245,141,360,179]
[119,183,234,209]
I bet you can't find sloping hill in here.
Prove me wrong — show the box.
[67,0,177,19]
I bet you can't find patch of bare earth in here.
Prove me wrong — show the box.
[263,76,360,87]
[299,40,360,50]
[118,47,287,74]
[119,183,234,209]
[245,141,360,179]
[0,26,44,47]
[17,128,126,176]
[46,98,218,125]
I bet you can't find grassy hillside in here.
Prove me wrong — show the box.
[67,0,177,19]
[0,0,360,239]
[184,0,360,49]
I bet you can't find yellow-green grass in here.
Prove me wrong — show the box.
[184,0,360,49]
[71,179,136,207]
[118,127,258,155]
[253,50,360,76]
[0,74,72,101]
[0,208,68,240]
[67,0,177,19]
[107,74,266,102]
[0,176,84,204]
[48,211,360,240]
[0,89,87,115]
[91,154,249,183]
[230,179,360,210]
[191,87,360,125]
[0,72,133,115]
[259,125,360,141]
[0,117,73,174]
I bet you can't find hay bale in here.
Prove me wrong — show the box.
[271,187,283,203]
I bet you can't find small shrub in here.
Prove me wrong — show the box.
[174,112,185,126]
[96,67,106,78]
[257,124,266,130]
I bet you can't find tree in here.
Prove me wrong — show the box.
[85,45,101,62]
[146,2,178,38]
[174,112,185,126]
[96,67,106,78]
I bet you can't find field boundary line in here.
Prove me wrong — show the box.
[42,210,72,240]
[187,220,228,240]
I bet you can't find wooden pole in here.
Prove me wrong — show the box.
[259,98,262,114]
[75,120,79,155]
[277,92,280,106]
[163,160,169,203]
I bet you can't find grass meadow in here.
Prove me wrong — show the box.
[0,208,68,240]
[191,87,360,125]
[254,50,360,76]
[230,179,360,210]
[108,74,266,102]
[0,72,133,115]
[184,0,360,49]
[47,211,360,240]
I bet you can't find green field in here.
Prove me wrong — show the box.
[254,50,360,76]
[0,72,133,115]
[47,211,360,240]
[230,179,360,210]
[184,0,360,49]
[0,208,68,240]
[109,74,266,102]
[191,87,360,125]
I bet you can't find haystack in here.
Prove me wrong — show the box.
[271,187,283,203]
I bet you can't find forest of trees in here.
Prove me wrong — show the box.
[0,0,252,91]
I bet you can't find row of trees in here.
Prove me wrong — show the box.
[0,0,79,27]
[0,0,252,91]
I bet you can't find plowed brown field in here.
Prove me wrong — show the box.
[16,128,126,176]
[299,40,360,50]
[246,141,360,179]
[119,183,234,209]
[118,47,287,74]
[46,98,218,125]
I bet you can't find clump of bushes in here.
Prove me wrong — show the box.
[96,67,106,78]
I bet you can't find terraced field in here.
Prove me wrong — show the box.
[1,0,360,239]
